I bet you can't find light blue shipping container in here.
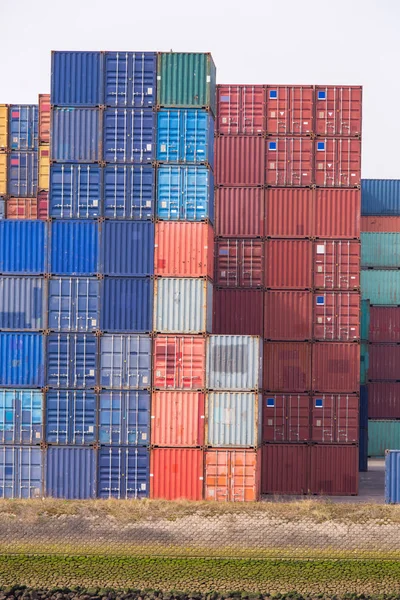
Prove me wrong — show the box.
[100,334,152,389]
[47,333,97,388]
[9,105,38,150]
[48,277,100,332]
[206,392,261,447]
[0,389,43,444]
[361,270,400,305]
[101,277,153,332]
[0,333,44,387]
[0,446,42,498]
[369,421,400,457]
[154,278,213,333]
[101,221,154,276]
[386,450,400,503]
[156,165,214,222]
[0,277,45,330]
[45,446,96,499]
[8,152,38,198]
[51,51,104,106]
[98,446,149,498]
[0,221,46,275]
[360,342,369,385]
[46,390,96,444]
[104,52,157,108]
[361,299,370,341]
[206,335,263,391]
[51,108,101,162]
[157,109,214,167]
[361,233,400,268]
[103,108,155,163]
[49,164,101,218]
[99,390,150,445]
[50,220,99,275]
[362,179,400,216]
[103,165,154,219]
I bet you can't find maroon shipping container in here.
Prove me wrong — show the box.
[369,307,400,343]
[266,137,313,187]
[215,238,264,288]
[314,86,362,137]
[265,188,313,238]
[215,136,265,186]
[368,382,400,419]
[261,443,310,494]
[263,342,312,392]
[313,292,360,341]
[313,189,361,239]
[310,445,358,496]
[215,188,264,238]
[369,344,400,381]
[262,394,311,442]
[264,291,312,341]
[313,240,360,290]
[265,85,314,136]
[213,289,264,337]
[314,138,361,188]
[312,342,360,393]
[265,240,312,289]
[216,85,265,135]
[311,394,359,443]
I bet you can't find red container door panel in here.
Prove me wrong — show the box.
[313,292,360,341]
[261,444,310,494]
[215,188,265,238]
[215,239,263,288]
[150,448,204,501]
[312,343,360,393]
[313,189,361,239]
[310,445,358,496]
[368,382,400,419]
[153,336,206,390]
[369,307,400,343]
[264,291,313,341]
[266,137,313,187]
[265,188,313,238]
[266,240,312,289]
[263,342,312,393]
[369,344,400,381]
[311,394,359,443]
[311,394,335,442]
[215,136,265,186]
[213,289,264,337]
[313,240,360,290]
[315,139,361,188]
[315,86,362,137]
[266,86,314,135]
[217,85,240,135]
[37,191,49,220]
[336,394,359,443]
[217,85,265,135]
[262,394,311,442]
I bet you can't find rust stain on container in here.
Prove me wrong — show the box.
[39,94,51,145]
[265,240,312,289]
[313,240,360,290]
[216,85,265,135]
[263,342,312,392]
[311,394,359,443]
[313,292,360,341]
[215,187,264,237]
[264,291,312,341]
[265,85,314,135]
[150,448,204,500]
[151,391,205,447]
[265,188,313,238]
[361,216,400,232]
[262,394,311,442]
[261,444,310,495]
[310,444,359,495]
[215,136,265,186]
[153,335,206,390]
[368,382,400,419]
[313,189,360,238]
[213,289,264,337]
[6,198,38,219]
[369,307,400,343]
[369,344,400,380]
[204,448,261,502]
[215,238,264,288]
[266,137,313,187]
[312,342,360,393]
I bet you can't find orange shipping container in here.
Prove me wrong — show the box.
[150,448,204,500]
[205,449,260,502]
[7,198,38,219]
[153,335,206,389]
[151,391,205,447]
[39,94,50,144]
[361,216,400,232]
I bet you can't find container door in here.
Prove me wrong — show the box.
[46,390,96,444]
[336,394,359,443]
[263,396,286,442]
[8,152,38,198]
[311,395,335,442]
[20,390,42,444]
[181,110,212,164]
[104,52,156,108]
[217,85,241,135]
[104,165,154,219]
[205,449,230,501]
[48,278,99,332]
[182,166,210,221]
[231,449,258,502]
[157,110,180,162]
[99,390,150,445]
[156,166,180,220]
[49,164,101,218]
[47,334,97,388]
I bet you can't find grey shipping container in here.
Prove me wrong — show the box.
[0,389,43,444]
[99,390,151,445]
[100,334,152,389]
[0,446,42,498]
[206,392,262,448]
[154,278,213,333]
[48,277,100,332]
[0,277,46,330]
[206,335,263,391]
[46,333,97,388]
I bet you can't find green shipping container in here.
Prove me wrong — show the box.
[157,53,216,116]
[361,299,370,341]
[360,342,369,384]
[361,233,400,268]
[361,270,400,305]
[368,420,400,457]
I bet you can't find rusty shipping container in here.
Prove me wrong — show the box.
[204,448,260,502]
[153,335,205,390]
[361,216,400,232]
[38,94,50,145]
[265,85,314,135]
[213,289,264,337]
[264,291,313,341]
[263,342,312,392]
[369,307,400,343]
[265,240,312,289]
[311,394,359,443]
[312,342,360,393]
[266,137,313,187]
[368,344,400,381]
[262,394,311,443]
[215,136,264,186]
[215,238,264,288]
[313,189,361,238]
[314,138,361,187]
[6,198,39,220]
[215,188,264,238]
[313,240,360,290]
[310,444,358,495]
[150,448,204,500]
[314,86,362,137]
[265,188,313,238]
[261,443,310,494]
[368,382,400,419]
[216,85,265,135]
[151,391,205,447]
[313,292,360,341]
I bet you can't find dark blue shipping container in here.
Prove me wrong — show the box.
[49,164,101,218]
[0,221,46,275]
[99,390,150,445]
[101,220,154,276]
[9,105,38,151]
[101,277,152,332]
[0,446,42,498]
[0,276,45,330]
[48,277,100,332]
[157,109,214,167]
[104,52,157,108]
[51,51,104,106]
[362,179,400,215]
[47,333,97,388]
[0,333,44,387]
[0,389,43,444]
[359,426,368,472]
[360,385,368,430]
[51,108,101,162]
[45,446,96,499]
[8,152,38,198]
[103,108,155,163]
[50,220,99,275]
[46,390,96,444]
[104,165,154,219]
[100,334,152,389]
[98,446,149,498]
[156,165,214,222]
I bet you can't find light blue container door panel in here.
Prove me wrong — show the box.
[100,334,152,389]
[0,333,44,387]
[104,52,157,107]
[103,109,155,163]
[50,221,99,275]
[45,446,96,499]
[98,446,149,499]
[157,109,214,166]
[47,334,97,388]
[156,165,213,222]
[0,446,42,498]
[0,390,43,444]
[49,164,101,218]
[46,390,96,444]
[48,278,100,332]
[8,152,38,198]
[9,105,38,150]
[0,277,45,330]
[361,233,400,268]
[99,390,150,445]
[104,165,154,219]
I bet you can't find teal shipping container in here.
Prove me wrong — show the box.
[361,300,370,341]
[360,342,369,385]
[368,421,400,457]
[361,233,400,268]
[361,270,400,305]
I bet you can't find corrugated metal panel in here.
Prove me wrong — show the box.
[49,164,101,218]
[386,450,400,503]
[360,342,369,385]
[266,85,314,135]
[369,307,400,342]
[361,180,400,216]
[310,445,358,495]
[313,292,360,341]
[215,136,264,186]
[39,94,50,144]
[37,191,49,220]
[101,277,153,332]
[103,108,155,163]
[0,153,7,195]
[101,221,154,276]
[359,426,368,472]
[99,390,150,445]
[361,270,400,304]
[313,189,361,238]
[150,448,204,500]
[369,421,400,457]
[0,446,42,498]
[315,86,362,136]
[265,240,312,289]
[153,335,206,390]
[266,137,313,187]
[7,198,38,219]
[47,333,97,388]
[216,85,265,135]
[361,300,370,341]
[0,390,43,444]
[0,333,44,387]
[206,335,262,391]
[206,392,261,447]
[205,448,260,502]
[8,152,38,197]
[157,53,216,116]
[104,165,154,219]
[213,289,264,337]
[46,391,96,444]
[50,220,99,275]
[98,446,149,499]
[48,277,99,332]
[360,385,368,429]
[361,216,400,232]
[262,394,311,442]
[39,145,49,190]
[311,394,359,443]
[215,188,264,238]
[0,198,4,219]
[314,138,361,187]
[46,446,96,499]
[266,188,313,238]
[104,52,157,107]
[369,382,400,419]
[51,108,101,162]
[361,233,400,267]
[215,239,264,288]
[157,109,214,167]
[314,240,360,291]
[100,334,152,389]
[151,391,205,447]
[264,291,312,341]
[154,278,212,333]
[0,277,45,330]
[369,344,400,380]
[263,342,312,392]
[9,105,38,151]
[0,105,8,149]
[261,444,310,494]
[312,342,360,393]
[156,165,214,222]
[51,51,103,106]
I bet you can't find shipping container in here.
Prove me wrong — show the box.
[215,136,264,186]
[50,220,99,275]
[312,342,360,393]
[263,342,312,392]
[262,394,311,443]
[101,277,152,332]
[0,221,46,275]
[0,105,8,149]
[37,191,49,220]
[100,334,152,389]
[46,333,97,388]
[101,220,154,276]
[313,189,361,238]
[49,164,101,218]
[310,445,358,495]
[157,109,214,167]
[265,85,313,135]
[8,152,38,198]
[103,108,155,163]
[361,299,370,341]
[368,344,400,380]
[369,307,400,343]
[311,394,359,443]
[207,335,263,391]
[38,94,50,144]
[266,137,313,187]
[156,165,214,222]
[314,138,361,187]
[104,165,154,219]
[157,53,216,116]
[361,233,400,268]
[216,85,265,135]
[153,335,205,390]
[99,390,150,445]
[150,448,204,500]
[45,446,96,499]
[38,145,49,190]
[385,450,400,503]
[206,392,261,448]
[155,222,214,279]
[359,425,368,472]
[0,276,45,330]
[265,188,313,238]
[360,385,368,429]
[48,277,100,332]
[98,446,150,498]
[154,278,212,334]
[265,240,312,289]
[314,86,362,137]
[9,105,38,151]
[215,239,264,288]
[51,108,101,162]
[368,382,400,419]
[264,291,313,341]
[361,270,400,304]
[0,389,43,444]
[361,180,400,216]
[51,51,103,106]
[313,292,360,341]
[361,216,400,232]
[0,153,7,195]
[0,333,44,387]
[313,240,360,290]
[205,448,260,502]
[46,390,96,444]
[213,289,264,337]
[0,446,42,498]
[368,421,400,457]
[360,342,369,385]
[261,443,310,494]
[104,52,157,107]
[0,198,4,219]
[6,198,39,219]
[151,391,205,447]
[215,188,264,238]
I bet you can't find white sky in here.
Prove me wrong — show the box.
[0,0,397,179]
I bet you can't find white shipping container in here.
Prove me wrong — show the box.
[154,278,213,333]
[206,392,262,448]
[206,335,263,391]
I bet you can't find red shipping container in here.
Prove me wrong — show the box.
[361,216,400,233]
[153,335,206,390]
[310,445,358,496]
[37,191,48,220]
[151,391,205,447]
[313,240,360,290]
[265,85,314,135]
[265,188,313,238]
[215,136,264,186]
[314,86,362,137]
[6,198,38,219]
[205,448,261,502]
[213,289,264,337]
[369,344,400,381]
[311,394,359,443]
[312,342,360,393]
[262,394,311,442]
[368,382,400,419]
[39,93,51,144]
[215,188,264,238]
[215,238,264,288]
[265,240,312,289]
[264,291,312,341]
[216,85,265,135]
[261,444,310,494]
[150,448,204,500]
[263,342,312,392]
[265,137,313,187]
[314,138,361,188]
[369,307,400,343]
[313,292,360,341]
[313,189,361,239]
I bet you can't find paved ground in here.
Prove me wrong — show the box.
[329,458,385,503]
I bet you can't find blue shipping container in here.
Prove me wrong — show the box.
[50,220,99,275]
[104,165,154,219]
[362,179,400,216]
[8,152,38,198]
[98,446,149,498]
[156,165,214,222]
[9,105,38,150]
[51,108,101,162]
[51,51,103,106]
[361,270,400,305]
[104,52,157,108]
[103,108,155,163]
[101,277,153,332]
[101,221,154,276]
[0,446,42,498]
[100,334,152,389]
[49,164,101,218]
[48,277,100,332]
[0,277,45,330]
[99,390,150,445]
[47,333,97,388]
[45,446,96,499]
[360,342,369,385]
[157,109,214,167]
[46,390,96,444]
[360,385,368,430]
[0,389,43,444]
[359,426,368,472]
[0,221,46,275]
[386,450,400,503]
[0,333,44,387]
